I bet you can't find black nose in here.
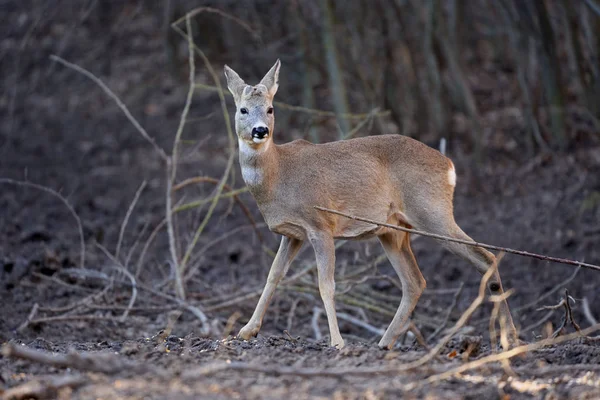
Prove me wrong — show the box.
[252,126,269,138]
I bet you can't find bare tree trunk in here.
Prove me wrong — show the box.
[320,0,351,137]
[422,0,445,136]
[497,0,548,153]
[435,0,482,158]
[533,0,566,149]
[290,1,319,142]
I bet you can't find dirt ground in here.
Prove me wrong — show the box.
[2,2,600,399]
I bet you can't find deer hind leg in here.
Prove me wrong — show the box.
[377,231,426,350]
[415,210,518,346]
[308,231,345,349]
[238,236,303,340]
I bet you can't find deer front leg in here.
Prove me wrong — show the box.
[238,236,303,340]
[309,232,345,349]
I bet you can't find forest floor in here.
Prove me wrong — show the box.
[2,2,600,399]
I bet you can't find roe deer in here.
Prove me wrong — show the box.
[224,60,517,349]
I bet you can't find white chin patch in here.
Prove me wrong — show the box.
[252,136,268,144]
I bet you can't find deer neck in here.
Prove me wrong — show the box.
[238,138,279,203]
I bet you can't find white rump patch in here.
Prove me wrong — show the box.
[448,164,457,187]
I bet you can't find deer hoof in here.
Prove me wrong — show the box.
[377,339,394,350]
[238,324,260,340]
[331,338,346,349]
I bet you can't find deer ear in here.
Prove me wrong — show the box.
[259,59,280,98]
[224,65,246,104]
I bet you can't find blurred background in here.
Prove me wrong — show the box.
[1,0,599,346]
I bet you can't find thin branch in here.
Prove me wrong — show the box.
[49,55,168,161]
[0,178,85,269]
[171,6,257,36]
[314,207,600,272]
[116,180,147,260]
[166,14,197,301]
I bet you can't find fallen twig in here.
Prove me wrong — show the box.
[1,374,88,400]
[315,206,600,272]
[1,343,144,375]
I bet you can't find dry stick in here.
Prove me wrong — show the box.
[116,180,147,260]
[49,55,168,161]
[171,17,237,277]
[193,82,391,120]
[0,178,85,269]
[2,374,88,400]
[173,176,263,243]
[315,207,600,272]
[427,282,464,341]
[1,342,146,375]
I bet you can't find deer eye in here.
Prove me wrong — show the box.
[240,108,248,114]
[267,107,274,114]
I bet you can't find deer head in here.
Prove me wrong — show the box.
[224,60,280,148]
